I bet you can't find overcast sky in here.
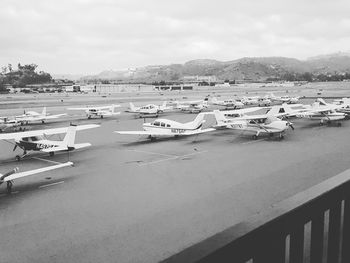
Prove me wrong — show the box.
[1,0,350,74]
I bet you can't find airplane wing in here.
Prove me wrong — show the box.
[115,128,215,136]
[3,162,73,182]
[67,107,90,111]
[45,113,67,119]
[0,124,100,140]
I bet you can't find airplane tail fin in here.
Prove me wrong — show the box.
[42,107,47,116]
[188,113,206,129]
[63,124,77,149]
[316,98,327,106]
[129,102,136,112]
[213,110,227,125]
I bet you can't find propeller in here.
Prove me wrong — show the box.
[287,121,295,130]
[13,144,17,151]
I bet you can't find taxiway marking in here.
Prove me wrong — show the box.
[32,157,63,165]
[39,181,64,189]
[127,149,177,157]
[139,150,208,166]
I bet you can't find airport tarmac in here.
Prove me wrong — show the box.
[1,88,350,262]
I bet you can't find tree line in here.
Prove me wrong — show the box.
[0,63,52,92]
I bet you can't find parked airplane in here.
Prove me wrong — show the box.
[241,96,271,106]
[296,99,346,125]
[16,107,67,124]
[0,118,21,132]
[333,97,350,114]
[115,113,214,140]
[126,102,173,117]
[68,104,121,119]
[0,124,99,161]
[212,110,293,139]
[211,97,244,109]
[0,162,73,192]
[266,93,300,104]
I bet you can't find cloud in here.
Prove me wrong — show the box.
[1,0,350,74]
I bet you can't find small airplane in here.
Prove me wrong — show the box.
[174,98,209,113]
[15,107,67,124]
[68,104,121,119]
[333,97,350,114]
[265,93,300,104]
[0,118,21,132]
[241,96,271,106]
[296,98,346,125]
[126,102,172,117]
[211,97,244,109]
[0,162,73,192]
[212,109,293,140]
[0,124,99,161]
[115,113,215,140]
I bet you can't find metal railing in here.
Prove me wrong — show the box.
[161,169,350,263]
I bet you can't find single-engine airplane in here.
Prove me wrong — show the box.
[16,107,67,124]
[0,118,21,132]
[0,162,73,192]
[126,102,173,117]
[211,97,244,109]
[0,124,99,161]
[68,104,121,119]
[296,98,346,125]
[212,109,293,140]
[115,113,214,140]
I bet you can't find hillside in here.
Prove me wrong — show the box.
[80,53,350,82]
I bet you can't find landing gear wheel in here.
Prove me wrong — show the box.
[15,155,21,162]
[88,116,91,119]
[101,115,104,119]
[6,181,13,193]
[42,120,45,124]
[337,122,342,127]
[279,134,284,140]
[49,152,54,157]
[252,135,258,140]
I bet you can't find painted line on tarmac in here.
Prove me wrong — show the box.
[39,181,64,189]
[139,150,208,166]
[32,157,63,165]
[241,138,266,145]
[127,149,177,157]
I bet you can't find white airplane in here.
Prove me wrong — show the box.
[0,124,99,161]
[212,109,293,140]
[241,96,271,106]
[15,107,67,124]
[126,102,172,117]
[266,93,300,104]
[211,97,244,109]
[0,162,73,192]
[68,104,121,119]
[0,118,21,132]
[115,113,215,140]
[333,98,350,114]
[296,98,346,125]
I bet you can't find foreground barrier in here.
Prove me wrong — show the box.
[162,169,350,263]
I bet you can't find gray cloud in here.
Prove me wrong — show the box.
[1,0,350,74]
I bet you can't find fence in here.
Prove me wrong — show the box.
[162,169,350,263]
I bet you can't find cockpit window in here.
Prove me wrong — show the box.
[161,123,165,127]
[31,136,38,141]
[167,124,171,127]
[153,121,160,126]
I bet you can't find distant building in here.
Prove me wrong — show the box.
[183,75,217,83]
